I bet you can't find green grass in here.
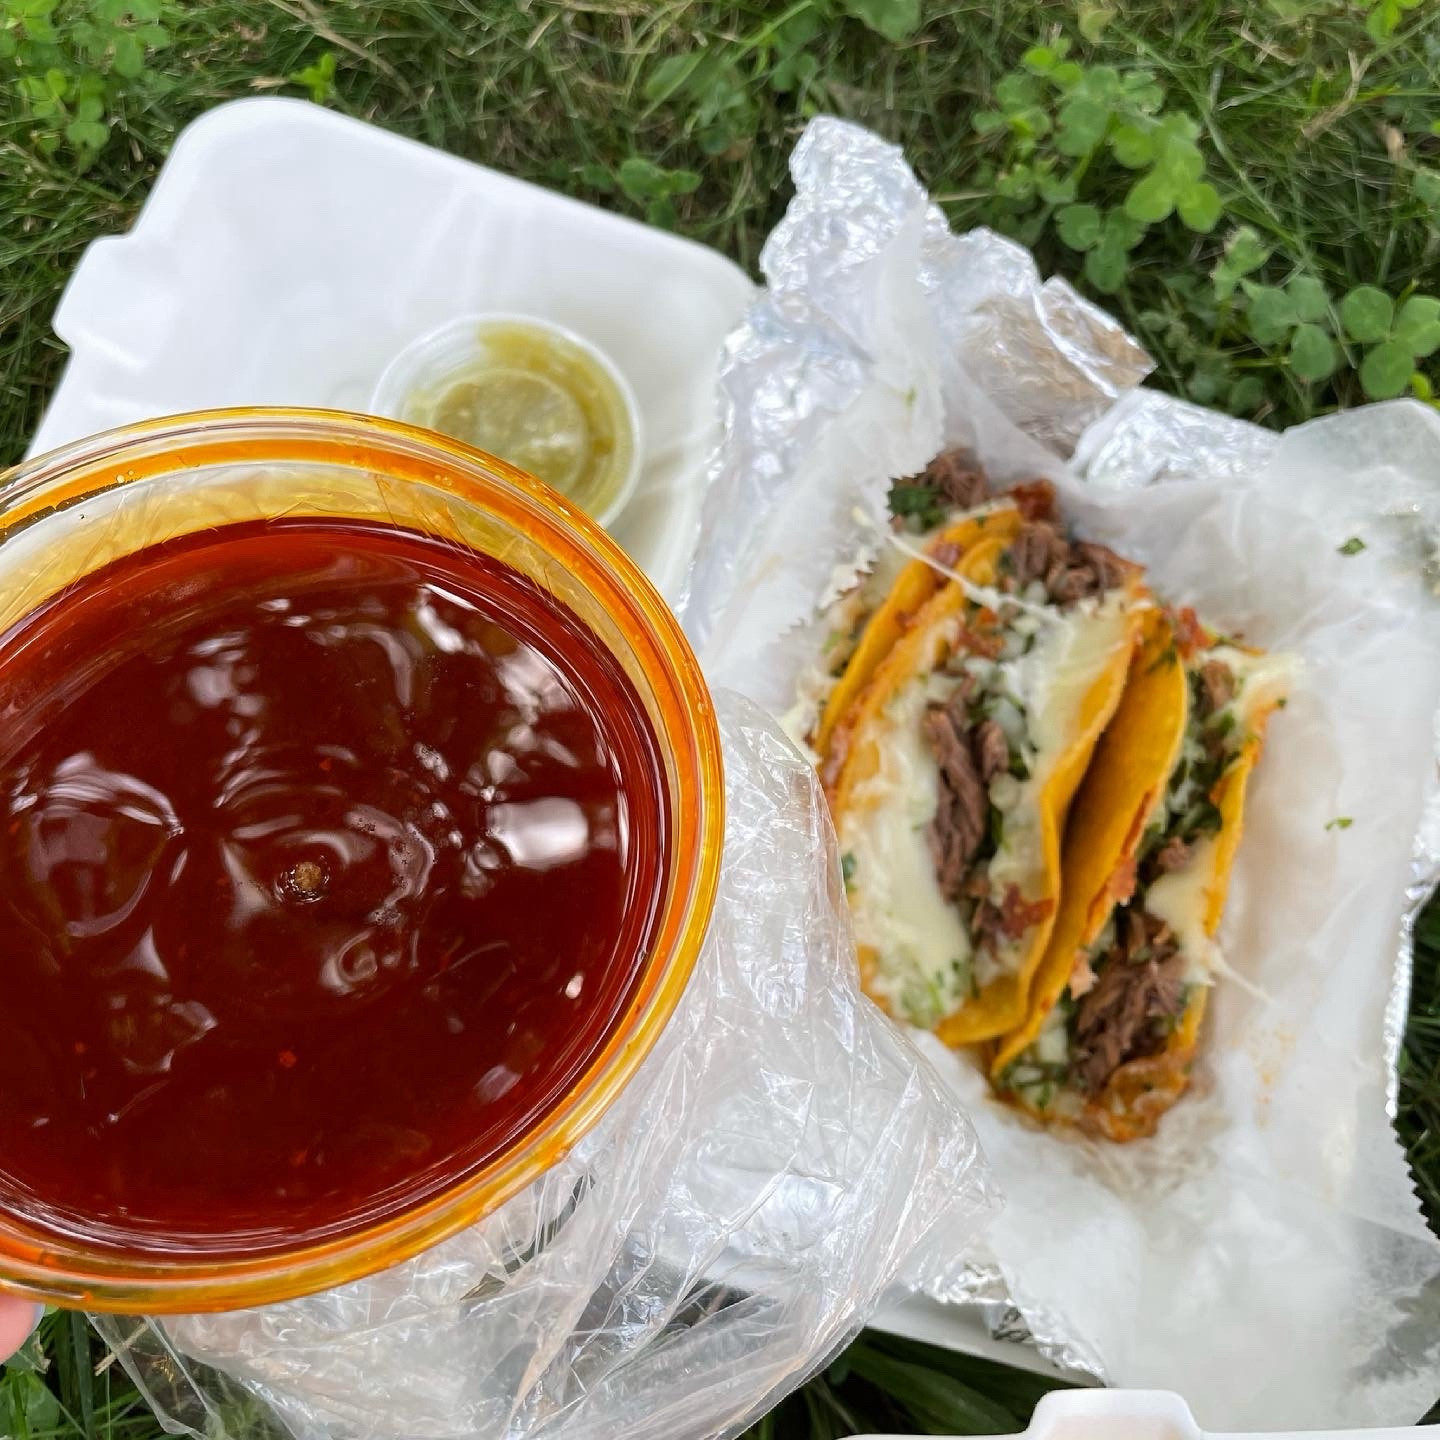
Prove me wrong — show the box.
[1,1311,156,1440]
[0,2,1438,1437]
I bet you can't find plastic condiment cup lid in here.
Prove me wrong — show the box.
[370,314,643,530]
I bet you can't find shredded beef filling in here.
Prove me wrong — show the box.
[1058,650,1245,1093]
[1133,652,1241,893]
[890,451,1060,531]
[1071,910,1188,1094]
[974,885,1055,954]
[1007,478,1059,523]
[1153,835,1193,873]
[1004,520,1129,608]
[1197,658,1235,716]
[921,679,1055,958]
[923,693,988,902]
[916,515,1130,964]
[921,451,989,511]
[973,718,1009,783]
[1007,522,1068,588]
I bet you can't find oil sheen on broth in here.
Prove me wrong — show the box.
[0,518,668,1254]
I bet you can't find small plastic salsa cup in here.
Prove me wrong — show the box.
[371,314,643,530]
[0,409,724,1314]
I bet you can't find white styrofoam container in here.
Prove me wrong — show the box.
[30,96,754,602]
[848,1388,1427,1440]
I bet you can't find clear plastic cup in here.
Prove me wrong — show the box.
[0,408,721,1314]
[370,314,643,530]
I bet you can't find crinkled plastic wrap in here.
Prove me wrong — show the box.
[93,693,991,1440]
[688,117,1440,1428]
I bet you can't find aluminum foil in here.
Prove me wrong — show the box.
[682,116,1440,1426]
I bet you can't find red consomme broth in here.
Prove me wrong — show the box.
[0,517,669,1256]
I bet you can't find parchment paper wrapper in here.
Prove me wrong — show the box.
[683,116,1440,1430]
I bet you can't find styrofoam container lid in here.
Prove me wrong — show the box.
[848,1388,1429,1440]
[29,97,754,603]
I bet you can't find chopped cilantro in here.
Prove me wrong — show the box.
[987,803,1005,851]
[1338,536,1366,556]
[841,851,858,887]
[1137,680,1245,888]
[1147,643,1179,673]
[902,972,947,1029]
[887,480,946,531]
[1175,796,1223,843]
[954,955,978,1000]
[1325,816,1353,832]
[1170,752,1191,793]
[1166,984,1197,1032]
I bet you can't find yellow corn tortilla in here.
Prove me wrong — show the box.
[814,506,1023,775]
[1083,719,1274,1142]
[830,540,1145,1044]
[826,537,1001,811]
[993,615,1285,1141]
[992,607,1187,1075]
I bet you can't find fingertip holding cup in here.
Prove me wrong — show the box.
[0,1297,43,1357]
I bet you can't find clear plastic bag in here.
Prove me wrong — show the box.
[95,693,992,1440]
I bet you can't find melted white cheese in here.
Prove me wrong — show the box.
[1143,644,1299,985]
[1143,832,1222,985]
[979,593,1135,983]
[780,545,917,752]
[1208,643,1301,731]
[841,591,1138,1012]
[780,661,833,756]
[841,669,973,1027]
[1032,1003,1072,1065]
[1005,592,1137,760]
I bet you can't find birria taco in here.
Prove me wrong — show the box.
[991,606,1295,1140]
[808,453,1148,1045]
